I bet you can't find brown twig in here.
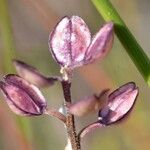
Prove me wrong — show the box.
[61,77,81,150]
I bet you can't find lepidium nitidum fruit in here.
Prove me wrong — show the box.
[13,59,59,88]
[68,89,109,117]
[98,82,139,125]
[79,82,139,138]
[49,16,114,69]
[0,74,47,116]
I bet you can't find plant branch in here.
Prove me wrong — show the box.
[61,80,81,150]
[78,122,103,139]
[44,108,66,123]
[91,0,150,86]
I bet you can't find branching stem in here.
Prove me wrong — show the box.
[61,80,81,150]
[61,67,81,150]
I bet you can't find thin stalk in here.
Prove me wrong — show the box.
[44,108,66,123]
[61,80,81,150]
[78,122,102,139]
[0,0,15,73]
[91,0,150,86]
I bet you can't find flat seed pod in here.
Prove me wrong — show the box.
[70,16,91,65]
[13,59,58,88]
[0,74,47,116]
[98,82,138,125]
[49,16,71,66]
[68,89,109,117]
[49,16,114,69]
[85,22,114,64]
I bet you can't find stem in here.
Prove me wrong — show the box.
[91,0,150,86]
[0,0,15,73]
[44,108,66,123]
[61,80,81,150]
[78,122,103,139]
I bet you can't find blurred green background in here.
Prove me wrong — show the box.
[0,0,150,150]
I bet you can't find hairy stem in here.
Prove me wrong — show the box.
[61,80,81,150]
[91,0,150,86]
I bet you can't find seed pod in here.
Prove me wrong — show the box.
[13,59,59,88]
[84,22,114,64]
[68,89,109,117]
[98,82,139,125]
[0,74,47,116]
[49,16,114,68]
[79,82,139,139]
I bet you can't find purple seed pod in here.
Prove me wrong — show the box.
[13,59,59,88]
[49,16,114,68]
[98,82,139,125]
[84,22,114,64]
[0,74,47,116]
[68,89,109,117]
